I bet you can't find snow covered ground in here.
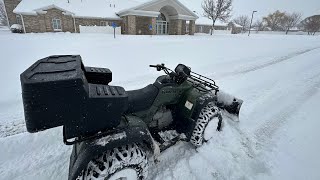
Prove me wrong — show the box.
[0,29,320,180]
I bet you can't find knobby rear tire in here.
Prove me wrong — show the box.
[76,143,148,180]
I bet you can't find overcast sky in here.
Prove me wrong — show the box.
[231,0,319,19]
[184,0,319,20]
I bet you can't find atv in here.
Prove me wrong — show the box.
[20,55,243,180]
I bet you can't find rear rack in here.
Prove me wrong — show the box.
[188,71,219,94]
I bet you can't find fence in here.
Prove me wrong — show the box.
[79,25,121,34]
[251,31,319,36]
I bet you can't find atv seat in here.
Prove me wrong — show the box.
[127,84,159,113]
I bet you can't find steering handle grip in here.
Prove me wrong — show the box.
[150,64,166,71]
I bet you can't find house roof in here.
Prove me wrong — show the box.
[118,0,198,20]
[13,0,197,20]
[195,17,228,26]
[13,0,145,19]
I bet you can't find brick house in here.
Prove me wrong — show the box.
[4,0,198,35]
[187,16,243,34]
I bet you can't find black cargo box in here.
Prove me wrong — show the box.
[20,55,128,139]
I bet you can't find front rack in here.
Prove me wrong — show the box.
[149,63,219,94]
[188,71,219,94]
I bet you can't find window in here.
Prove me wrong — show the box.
[156,13,167,21]
[16,15,22,25]
[52,18,62,31]
[100,21,107,26]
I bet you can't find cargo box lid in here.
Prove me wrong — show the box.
[21,55,85,85]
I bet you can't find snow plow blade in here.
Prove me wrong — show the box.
[215,90,243,119]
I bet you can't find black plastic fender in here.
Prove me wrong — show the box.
[68,116,156,180]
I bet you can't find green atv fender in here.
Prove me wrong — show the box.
[174,88,217,139]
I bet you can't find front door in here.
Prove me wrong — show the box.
[156,21,168,35]
[156,13,169,35]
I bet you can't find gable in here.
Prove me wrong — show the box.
[33,5,74,15]
[118,0,198,20]
[138,0,194,16]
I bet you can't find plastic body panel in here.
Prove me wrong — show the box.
[173,89,217,138]
[84,66,112,85]
[133,77,193,125]
[20,55,127,139]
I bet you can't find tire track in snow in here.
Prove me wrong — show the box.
[254,71,320,146]
[224,47,320,77]
[0,121,26,138]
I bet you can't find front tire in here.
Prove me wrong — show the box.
[190,102,223,147]
[77,143,148,180]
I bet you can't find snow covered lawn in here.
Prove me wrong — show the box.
[0,30,320,180]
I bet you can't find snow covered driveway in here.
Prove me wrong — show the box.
[0,30,320,180]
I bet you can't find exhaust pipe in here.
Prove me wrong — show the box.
[215,90,243,119]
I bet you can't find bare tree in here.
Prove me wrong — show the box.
[233,15,250,32]
[202,0,232,35]
[253,19,265,31]
[0,0,8,26]
[283,12,302,34]
[301,15,320,35]
[263,10,286,31]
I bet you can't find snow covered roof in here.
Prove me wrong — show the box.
[13,0,198,20]
[195,17,228,26]
[13,0,145,19]
[233,23,242,28]
[117,0,198,20]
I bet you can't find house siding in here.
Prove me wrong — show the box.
[136,16,154,35]
[20,8,75,33]
[3,0,21,26]
[194,25,229,34]
[22,15,41,33]
[44,8,74,32]
[16,8,123,33]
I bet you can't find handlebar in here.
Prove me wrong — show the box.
[149,64,166,71]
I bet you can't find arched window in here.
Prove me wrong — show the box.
[156,13,167,21]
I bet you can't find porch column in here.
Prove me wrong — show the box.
[189,20,195,35]
[169,19,182,35]
[181,20,186,35]
[124,15,136,35]
[151,17,156,35]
